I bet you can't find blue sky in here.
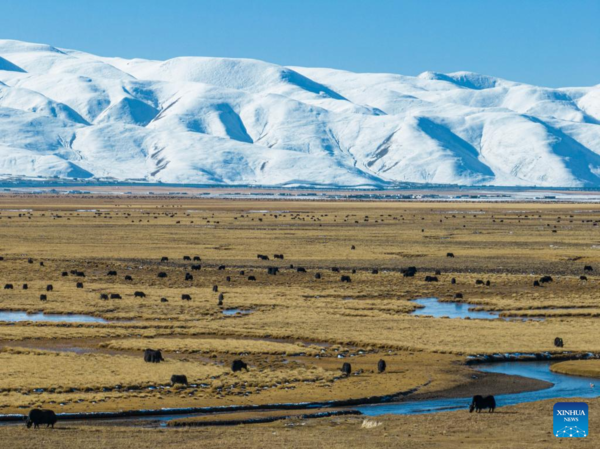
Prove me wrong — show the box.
[2,0,598,87]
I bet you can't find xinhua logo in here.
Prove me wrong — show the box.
[554,402,588,438]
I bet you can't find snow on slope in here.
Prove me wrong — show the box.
[0,39,599,187]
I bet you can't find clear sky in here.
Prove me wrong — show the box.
[2,0,598,87]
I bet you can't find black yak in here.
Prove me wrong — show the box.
[218,293,224,305]
[341,362,352,376]
[4,284,13,289]
[76,282,84,289]
[161,257,169,262]
[377,359,386,374]
[451,278,456,284]
[110,293,122,299]
[181,294,192,301]
[185,273,194,281]
[469,395,496,413]
[170,374,188,386]
[40,294,47,301]
[248,276,256,281]
[212,285,218,292]
[100,293,108,300]
[160,298,168,303]
[144,349,164,363]
[424,276,438,282]
[580,275,588,281]
[124,275,133,281]
[584,265,593,272]
[157,272,167,278]
[447,253,455,258]
[25,409,57,429]
[134,291,146,298]
[297,267,307,273]
[341,275,351,283]
[107,271,117,276]
[554,337,564,348]
[231,359,249,372]
[315,273,322,279]
[46,285,53,292]
[533,280,541,287]
[191,265,201,271]
[183,256,191,261]
[22,284,28,290]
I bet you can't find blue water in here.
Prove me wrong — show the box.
[358,361,600,416]
[222,309,254,316]
[0,311,108,323]
[411,298,499,320]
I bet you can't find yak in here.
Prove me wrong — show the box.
[341,362,352,376]
[46,285,53,292]
[170,374,188,386]
[341,275,352,283]
[533,280,541,287]
[40,294,47,301]
[377,359,386,374]
[191,265,201,271]
[61,272,68,277]
[212,285,218,292]
[447,253,455,258]
[231,359,249,372]
[124,275,133,281]
[218,265,226,270]
[107,271,117,276]
[554,337,564,348]
[181,294,192,301]
[331,267,340,273]
[424,276,438,282]
[22,284,28,290]
[183,256,191,261]
[25,409,57,429]
[454,293,464,299]
[134,291,146,298]
[100,293,109,300]
[372,269,379,274]
[110,293,122,299]
[475,280,484,285]
[248,276,256,281]
[185,273,194,281]
[267,267,279,275]
[193,256,201,261]
[160,298,168,303]
[584,265,594,272]
[161,257,169,262]
[297,267,307,273]
[4,284,13,289]
[218,293,224,305]
[157,272,168,278]
[469,395,496,413]
[315,273,322,279]
[76,282,84,289]
[451,278,456,284]
[144,349,164,363]
[580,275,588,281]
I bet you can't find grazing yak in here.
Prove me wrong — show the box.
[539,276,553,284]
[191,265,201,271]
[160,298,168,303]
[61,272,68,277]
[584,265,594,272]
[100,293,109,300]
[75,271,85,277]
[274,254,284,260]
[239,270,245,276]
[185,273,194,281]
[351,245,356,250]
[331,267,340,273]
[248,276,257,281]
[134,291,146,298]
[161,257,169,262]
[231,359,249,372]
[218,265,226,271]
[25,409,57,429]
[170,374,188,386]
[341,362,352,376]
[533,280,541,287]
[447,253,455,258]
[372,269,379,274]
[469,395,496,413]
[193,256,201,261]
[341,275,352,283]
[352,269,357,274]
[107,271,117,276]
[225,276,231,282]
[110,293,122,299]
[267,267,279,275]
[183,256,191,261]
[454,293,463,299]
[257,254,270,261]
[46,285,53,292]
[424,276,438,282]
[76,282,84,289]
[315,273,322,279]
[402,267,417,277]
[377,359,386,374]
[212,285,218,292]
[297,267,307,273]
[181,294,192,301]
[4,284,13,289]
[451,278,456,284]
[28,258,34,264]
[218,293,224,305]
[22,284,28,290]
[475,280,484,285]
[144,349,164,363]
[554,337,564,348]
[485,280,491,287]
[157,272,168,278]
[435,270,442,275]
[124,275,133,281]
[40,294,47,301]
[580,275,588,281]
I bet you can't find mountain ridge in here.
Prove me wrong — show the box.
[0,39,598,187]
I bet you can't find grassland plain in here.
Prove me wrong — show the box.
[1,195,600,446]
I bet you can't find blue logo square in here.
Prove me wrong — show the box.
[554,402,588,438]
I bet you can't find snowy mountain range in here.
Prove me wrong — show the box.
[0,39,599,187]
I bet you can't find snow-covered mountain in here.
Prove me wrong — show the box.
[0,39,599,187]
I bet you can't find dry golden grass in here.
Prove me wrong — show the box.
[551,360,600,378]
[1,398,598,449]
[1,196,600,416]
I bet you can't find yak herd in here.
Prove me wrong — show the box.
[11,245,592,429]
